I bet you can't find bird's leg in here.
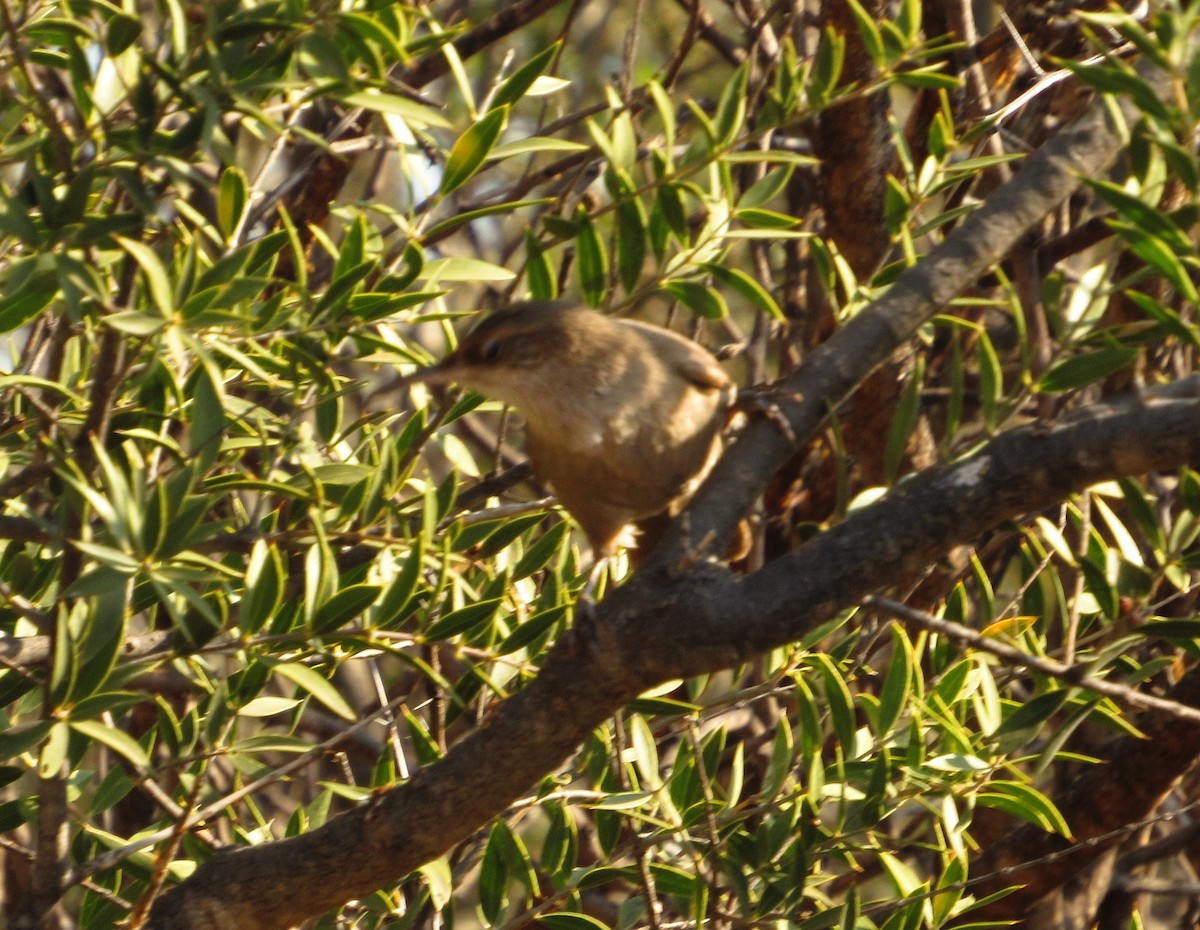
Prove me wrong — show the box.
[668,512,718,576]
[575,555,610,621]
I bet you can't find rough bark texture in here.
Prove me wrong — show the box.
[651,52,1161,573]
[147,390,1200,928]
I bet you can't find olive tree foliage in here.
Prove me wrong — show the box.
[3,0,1200,927]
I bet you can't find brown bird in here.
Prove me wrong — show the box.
[401,300,735,561]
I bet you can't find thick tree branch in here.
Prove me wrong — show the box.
[650,53,1169,573]
[148,379,1200,930]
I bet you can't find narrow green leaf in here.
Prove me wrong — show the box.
[654,182,688,243]
[424,198,553,240]
[71,720,151,769]
[713,61,749,144]
[0,720,53,761]
[615,197,647,295]
[538,912,611,930]
[240,541,283,634]
[525,231,557,300]
[812,654,856,753]
[479,823,508,923]
[884,355,923,483]
[1038,346,1139,393]
[115,236,172,316]
[877,625,913,737]
[218,166,248,239]
[424,597,503,641]
[664,280,727,319]
[0,272,58,333]
[975,328,1002,429]
[978,780,1071,837]
[576,209,608,306]
[341,90,452,129]
[844,0,885,65]
[492,42,561,109]
[497,605,568,655]
[701,263,784,320]
[311,584,382,634]
[1057,58,1170,121]
[1112,221,1200,303]
[440,105,510,195]
[272,661,356,721]
[419,858,454,911]
[738,165,795,210]
[188,358,225,467]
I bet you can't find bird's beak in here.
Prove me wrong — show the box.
[395,357,460,390]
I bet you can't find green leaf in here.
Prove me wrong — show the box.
[341,90,452,129]
[105,12,141,54]
[537,914,611,930]
[311,584,382,634]
[271,661,356,721]
[420,257,515,283]
[1124,291,1200,347]
[104,310,167,335]
[894,66,960,90]
[884,355,923,483]
[419,858,454,911]
[424,198,553,240]
[0,720,53,761]
[424,598,503,641]
[491,42,561,109]
[844,0,885,65]
[237,697,302,718]
[615,197,647,295]
[71,720,151,769]
[525,231,557,300]
[188,357,226,467]
[736,207,800,229]
[1038,346,1139,393]
[975,327,1002,428]
[809,27,846,105]
[1057,58,1170,121]
[512,521,569,580]
[0,272,58,333]
[877,625,913,737]
[992,689,1069,754]
[811,654,856,754]
[701,263,784,320]
[440,105,510,195]
[1110,220,1200,304]
[218,166,248,239]
[978,781,1071,837]
[115,236,173,316]
[1138,619,1200,642]
[654,182,689,243]
[738,165,794,209]
[713,61,749,144]
[239,541,284,634]
[497,605,568,655]
[488,137,589,160]
[576,209,608,307]
[478,823,508,923]
[663,280,727,319]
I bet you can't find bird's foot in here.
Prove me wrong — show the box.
[735,387,802,443]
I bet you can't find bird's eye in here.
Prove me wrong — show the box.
[479,338,503,362]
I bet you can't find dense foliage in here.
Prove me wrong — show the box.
[2,0,1200,928]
